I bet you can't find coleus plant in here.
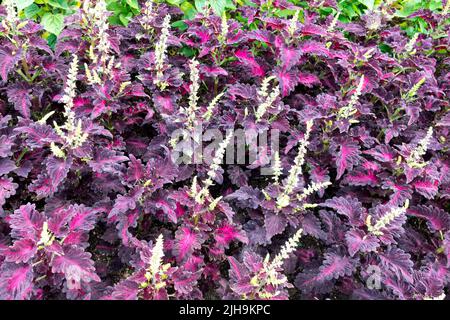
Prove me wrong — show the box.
[0,0,449,300]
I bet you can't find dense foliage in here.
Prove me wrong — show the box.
[0,0,449,300]
[9,0,450,39]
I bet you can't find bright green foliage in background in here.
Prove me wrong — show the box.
[12,0,79,46]
[390,0,446,36]
[106,0,140,26]
[4,0,450,40]
[337,0,446,35]
[165,0,236,18]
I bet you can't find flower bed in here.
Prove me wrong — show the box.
[0,0,449,300]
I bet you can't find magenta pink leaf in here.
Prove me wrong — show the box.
[298,72,320,87]
[276,69,299,97]
[246,30,273,44]
[200,65,228,77]
[28,174,53,199]
[301,213,327,240]
[216,201,236,222]
[379,248,414,284]
[46,156,73,194]
[125,83,148,98]
[51,246,100,290]
[0,263,34,300]
[264,212,287,241]
[317,252,355,281]
[343,171,378,186]
[0,177,18,207]
[235,49,265,77]
[173,270,200,295]
[280,46,301,70]
[227,256,246,281]
[407,205,450,231]
[174,227,202,262]
[111,280,139,300]
[17,123,59,148]
[364,145,395,162]
[9,203,44,241]
[3,239,37,263]
[153,94,179,114]
[345,229,379,257]
[115,211,139,246]
[323,196,365,226]
[89,149,129,174]
[125,155,145,183]
[91,100,107,119]
[0,158,17,176]
[215,223,248,247]
[300,25,327,37]
[437,112,450,126]
[68,205,101,232]
[47,205,76,236]
[444,233,450,268]
[299,41,331,57]
[0,48,21,82]
[6,83,32,118]
[334,140,361,180]
[109,188,144,219]
[154,199,178,223]
[413,179,439,199]
[0,135,14,157]
[382,182,412,207]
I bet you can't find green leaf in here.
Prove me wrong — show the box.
[338,1,358,20]
[378,43,393,54]
[47,0,72,10]
[357,0,374,10]
[351,2,363,15]
[209,0,226,16]
[274,9,297,18]
[119,12,132,26]
[319,7,334,17]
[47,33,57,50]
[195,0,208,12]
[125,0,139,10]
[14,0,34,12]
[106,1,123,11]
[41,13,65,35]
[23,3,40,19]
[108,15,122,26]
[428,0,442,11]
[225,0,236,10]
[181,46,196,58]
[416,17,428,33]
[180,2,197,19]
[394,0,423,18]
[166,0,184,5]
[172,20,188,31]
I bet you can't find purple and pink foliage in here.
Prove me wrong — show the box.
[0,0,449,300]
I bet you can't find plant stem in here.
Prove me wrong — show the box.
[16,147,29,165]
